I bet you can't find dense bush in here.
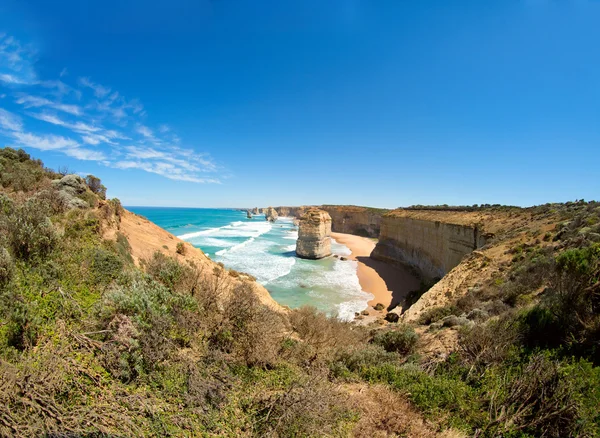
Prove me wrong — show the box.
[372,325,418,355]
[85,174,107,199]
[0,247,14,288]
[4,198,58,261]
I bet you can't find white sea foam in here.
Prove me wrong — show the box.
[331,238,352,256]
[282,230,298,240]
[178,221,272,241]
[215,237,255,256]
[177,227,220,239]
[215,237,296,284]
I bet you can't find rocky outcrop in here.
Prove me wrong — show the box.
[252,207,260,215]
[275,206,310,218]
[264,206,278,222]
[372,210,489,282]
[52,174,89,209]
[246,210,253,219]
[321,205,388,238]
[296,209,332,259]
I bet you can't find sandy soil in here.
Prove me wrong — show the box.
[331,232,420,311]
[102,207,284,312]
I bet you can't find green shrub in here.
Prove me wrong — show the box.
[144,251,190,291]
[361,363,481,429]
[89,247,124,286]
[372,325,418,355]
[417,305,457,325]
[481,353,600,437]
[331,344,399,377]
[0,247,14,288]
[85,175,107,199]
[176,242,186,255]
[5,199,58,261]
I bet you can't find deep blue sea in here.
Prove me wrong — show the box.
[127,207,372,319]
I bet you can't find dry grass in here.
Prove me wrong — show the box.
[345,383,466,438]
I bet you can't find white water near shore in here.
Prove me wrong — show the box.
[130,208,372,320]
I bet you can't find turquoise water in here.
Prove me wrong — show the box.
[128,207,373,319]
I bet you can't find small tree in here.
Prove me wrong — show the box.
[85,175,107,199]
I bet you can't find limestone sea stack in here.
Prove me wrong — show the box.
[246,210,253,219]
[253,207,260,215]
[296,208,332,259]
[264,206,278,222]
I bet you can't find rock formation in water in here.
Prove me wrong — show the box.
[252,207,260,215]
[264,206,278,222]
[296,208,332,259]
[246,210,253,219]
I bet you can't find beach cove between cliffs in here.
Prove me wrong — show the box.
[128,207,401,320]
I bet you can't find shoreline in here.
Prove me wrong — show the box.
[331,232,421,312]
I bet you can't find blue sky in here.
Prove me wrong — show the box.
[0,0,598,208]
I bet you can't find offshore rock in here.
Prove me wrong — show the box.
[246,210,253,219]
[252,207,260,215]
[296,209,332,259]
[264,207,278,222]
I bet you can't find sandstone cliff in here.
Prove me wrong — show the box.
[275,206,310,218]
[296,208,332,259]
[321,205,388,237]
[273,205,387,238]
[264,206,278,222]
[372,210,489,282]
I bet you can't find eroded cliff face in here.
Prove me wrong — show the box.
[372,210,488,282]
[274,206,310,218]
[296,209,332,259]
[264,206,278,222]
[273,205,388,238]
[321,206,388,238]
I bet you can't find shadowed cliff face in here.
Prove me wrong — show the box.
[372,216,488,282]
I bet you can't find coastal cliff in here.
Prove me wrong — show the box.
[273,205,387,238]
[264,206,279,222]
[296,209,332,259]
[321,205,388,237]
[274,206,309,218]
[372,209,488,282]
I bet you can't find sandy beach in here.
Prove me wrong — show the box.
[332,232,420,310]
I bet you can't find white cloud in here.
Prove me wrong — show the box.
[12,131,78,151]
[0,33,224,182]
[79,77,111,98]
[113,159,220,184]
[0,73,29,84]
[0,108,23,132]
[0,34,37,84]
[15,94,83,116]
[136,124,154,138]
[63,147,105,161]
[28,111,101,134]
[81,135,101,145]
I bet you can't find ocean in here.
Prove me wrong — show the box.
[127,207,373,319]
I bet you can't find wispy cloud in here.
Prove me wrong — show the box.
[0,34,37,84]
[0,33,222,183]
[0,108,23,131]
[0,107,104,160]
[15,94,82,115]
[79,77,111,98]
[136,124,154,139]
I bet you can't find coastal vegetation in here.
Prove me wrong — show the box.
[0,147,599,437]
